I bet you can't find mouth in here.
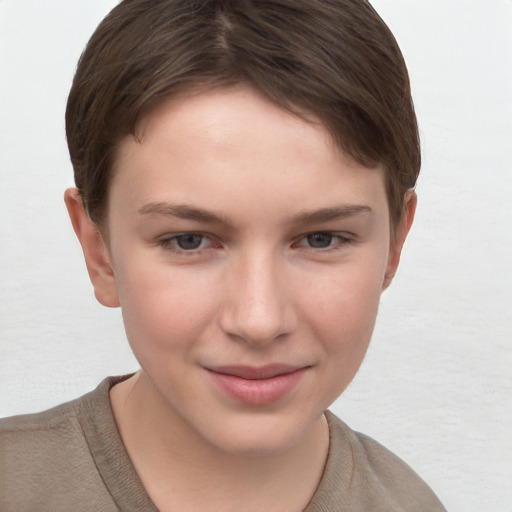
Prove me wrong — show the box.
[205,364,310,405]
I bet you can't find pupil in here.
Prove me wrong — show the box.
[177,234,203,250]
[308,233,333,248]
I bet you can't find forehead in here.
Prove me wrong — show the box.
[110,85,389,226]
[133,85,334,166]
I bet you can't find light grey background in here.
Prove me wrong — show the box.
[1,1,511,511]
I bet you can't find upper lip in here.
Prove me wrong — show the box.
[206,364,308,380]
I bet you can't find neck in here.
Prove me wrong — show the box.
[110,372,329,512]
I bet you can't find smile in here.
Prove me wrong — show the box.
[205,364,309,405]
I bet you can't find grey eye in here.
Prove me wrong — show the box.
[306,233,334,248]
[175,234,204,250]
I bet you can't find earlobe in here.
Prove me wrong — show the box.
[64,188,120,307]
[383,190,417,290]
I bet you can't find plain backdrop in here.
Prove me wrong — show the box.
[1,1,511,511]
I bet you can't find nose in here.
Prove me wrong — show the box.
[219,250,297,347]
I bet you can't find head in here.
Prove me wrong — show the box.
[64,0,419,456]
[66,0,420,237]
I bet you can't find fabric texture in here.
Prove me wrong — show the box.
[0,376,446,511]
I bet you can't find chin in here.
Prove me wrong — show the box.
[216,434,298,458]
[201,411,317,458]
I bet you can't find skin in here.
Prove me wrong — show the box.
[65,85,416,511]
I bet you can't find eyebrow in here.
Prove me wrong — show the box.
[137,202,372,225]
[292,205,372,224]
[138,202,231,224]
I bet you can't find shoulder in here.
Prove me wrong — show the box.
[1,394,82,433]
[313,411,447,512]
[0,377,114,440]
[0,378,119,511]
[0,389,92,462]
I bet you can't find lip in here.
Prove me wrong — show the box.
[205,364,309,405]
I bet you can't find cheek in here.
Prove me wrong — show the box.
[301,265,383,359]
[115,262,218,357]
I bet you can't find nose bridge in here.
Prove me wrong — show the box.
[221,245,294,346]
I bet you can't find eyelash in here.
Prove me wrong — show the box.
[156,233,218,255]
[155,231,353,255]
[292,232,353,251]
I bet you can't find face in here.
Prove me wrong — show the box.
[70,85,413,456]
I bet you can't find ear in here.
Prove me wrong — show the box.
[64,188,120,307]
[383,190,417,290]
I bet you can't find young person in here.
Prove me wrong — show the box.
[0,1,447,510]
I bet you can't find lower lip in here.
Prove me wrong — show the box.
[207,368,307,405]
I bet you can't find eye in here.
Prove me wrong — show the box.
[293,231,352,250]
[306,232,336,248]
[156,233,215,253]
[173,234,204,250]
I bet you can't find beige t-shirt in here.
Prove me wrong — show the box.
[0,376,446,511]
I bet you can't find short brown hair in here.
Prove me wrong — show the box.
[66,0,420,231]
